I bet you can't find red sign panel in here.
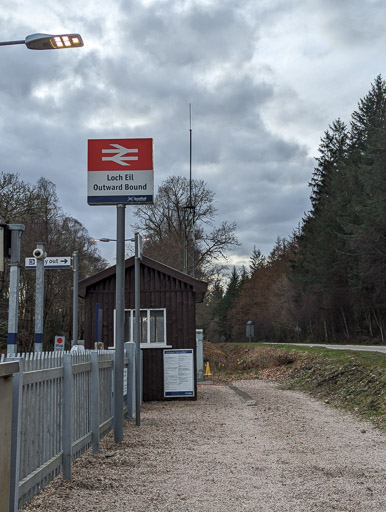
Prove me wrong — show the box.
[88,138,153,171]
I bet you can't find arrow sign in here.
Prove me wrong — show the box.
[25,257,72,269]
[102,144,139,166]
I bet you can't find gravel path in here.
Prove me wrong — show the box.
[24,380,385,512]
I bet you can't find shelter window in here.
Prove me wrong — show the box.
[124,308,167,346]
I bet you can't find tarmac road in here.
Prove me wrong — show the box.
[265,343,386,354]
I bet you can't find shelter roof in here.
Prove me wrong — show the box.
[78,255,208,302]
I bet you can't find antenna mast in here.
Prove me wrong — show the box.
[183,104,196,277]
[189,103,192,207]
[190,104,195,277]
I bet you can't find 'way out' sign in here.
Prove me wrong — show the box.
[25,257,72,269]
[87,138,154,205]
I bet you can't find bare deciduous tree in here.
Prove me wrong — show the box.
[133,176,239,278]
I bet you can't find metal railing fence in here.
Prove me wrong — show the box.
[1,342,136,511]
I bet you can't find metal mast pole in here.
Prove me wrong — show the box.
[34,242,45,352]
[189,104,195,277]
[183,218,188,274]
[189,103,192,207]
[184,104,195,276]
[7,224,25,355]
[114,204,125,443]
[72,251,78,347]
[135,232,142,426]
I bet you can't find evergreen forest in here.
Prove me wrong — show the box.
[203,76,386,344]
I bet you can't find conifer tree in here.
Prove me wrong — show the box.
[294,119,349,298]
[292,76,386,340]
[338,75,386,333]
[249,246,266,274]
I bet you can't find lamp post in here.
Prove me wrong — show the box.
[0,33,84,50]
[1,31,83,355]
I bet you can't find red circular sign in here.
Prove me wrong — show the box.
[57,337,63,344]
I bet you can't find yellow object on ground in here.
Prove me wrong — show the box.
[204,361,212,376]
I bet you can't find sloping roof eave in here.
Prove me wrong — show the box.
[78,255,208,301]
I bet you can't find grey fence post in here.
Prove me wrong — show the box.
[111,349,115,423]
[8,357,23,512]
[140,349,143,405]
[63,354,72,480]
[124,342,135,419]
[91,351,100,452]
[196,329,204,382]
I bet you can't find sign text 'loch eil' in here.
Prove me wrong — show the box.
[87,138,154,205]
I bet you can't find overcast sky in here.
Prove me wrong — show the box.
[1,0,385,269]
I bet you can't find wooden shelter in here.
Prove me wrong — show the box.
[78,256,207,401]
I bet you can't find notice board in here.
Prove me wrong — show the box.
[164,349,195,398]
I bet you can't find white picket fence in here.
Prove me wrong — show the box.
[1,343,136,511]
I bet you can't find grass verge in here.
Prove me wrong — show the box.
[203,342,386,432]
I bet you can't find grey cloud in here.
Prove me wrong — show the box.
[2,0,382,268]
[123,1,257,68]
[312,0,386,46]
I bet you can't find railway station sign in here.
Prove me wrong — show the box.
[87,138,154,205]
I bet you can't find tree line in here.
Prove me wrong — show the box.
[0,173,106,352]
[205,76,385,344]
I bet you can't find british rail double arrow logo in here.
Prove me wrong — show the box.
[101,144,139,166]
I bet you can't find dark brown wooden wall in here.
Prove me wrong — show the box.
[83,263,198,401]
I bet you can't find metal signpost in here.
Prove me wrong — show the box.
[88,138,153,442]
[25,253,73,352]
[115,203,126,442]
[72,252,79,347]
[135,232,142,426]
[34,243,46,352]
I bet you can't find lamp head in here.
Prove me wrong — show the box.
[25,33,84,50]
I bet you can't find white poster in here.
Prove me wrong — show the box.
[164,349,195,398]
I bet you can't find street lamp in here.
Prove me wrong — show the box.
[91,237,135,243]
[2,32,83,355]
[0,33,84,50]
